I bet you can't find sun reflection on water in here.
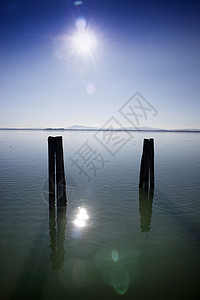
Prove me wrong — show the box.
[73,207,89,228]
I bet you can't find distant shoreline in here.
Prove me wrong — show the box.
[0,128,200,133]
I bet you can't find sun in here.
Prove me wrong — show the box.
[69,18,98,56]
[71,30,97,55]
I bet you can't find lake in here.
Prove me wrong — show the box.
[0,130,199,299]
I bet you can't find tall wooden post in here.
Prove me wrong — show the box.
[48,137,56,207]
[48,136,67,207]
[55,137,67,207]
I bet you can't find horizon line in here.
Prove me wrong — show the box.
[0,127,200,133]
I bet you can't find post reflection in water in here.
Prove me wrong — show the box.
[139,188,154,233]
[49,207,67,270]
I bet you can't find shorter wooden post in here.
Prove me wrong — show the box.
[139,141,145,188]
[149,138,154,191]
[144,139,150,191]
[139,138,154,192]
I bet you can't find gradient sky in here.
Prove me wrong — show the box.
[0,0,199,129]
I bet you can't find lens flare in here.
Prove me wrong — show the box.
[86,83,96,95]
[76,18,87,31]
[111,250,119,262]
[111,265,129,295]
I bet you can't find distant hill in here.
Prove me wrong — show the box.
[65,125,200,132]
[67,125,98,130]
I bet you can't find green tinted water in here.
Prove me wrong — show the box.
[0,130,199,299]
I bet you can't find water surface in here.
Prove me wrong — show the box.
[0,130,199,299]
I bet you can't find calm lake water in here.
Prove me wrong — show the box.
[0,130,200,299]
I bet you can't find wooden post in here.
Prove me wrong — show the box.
[48,136,67,207]
[48,137,56,207]
[139,142,145,188]
[139,138,154,192]
[149,138,154,191]
[55,137,67,207]
[144,139,150,191]
[139,139,150,190]
[139,139,154,232]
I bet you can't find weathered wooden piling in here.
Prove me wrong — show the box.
[48,137,56,207]
[139,138,154,191]
[149,138,154,190]
[48,136,67,207]
[55,137,67,207]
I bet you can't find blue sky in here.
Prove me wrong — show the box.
[0,0,200,129]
